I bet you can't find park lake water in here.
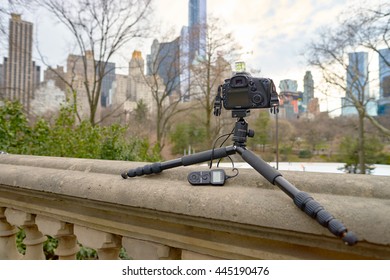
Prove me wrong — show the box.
[213,162,390,176]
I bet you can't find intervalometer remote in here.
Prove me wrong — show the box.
[187,169,226,186]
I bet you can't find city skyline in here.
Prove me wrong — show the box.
[0,2,356,80]
[0,0,388,116]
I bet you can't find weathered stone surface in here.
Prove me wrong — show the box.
[0,207,21,259]
[122,237,171,260]
[35,216,79,260]
[4,208,46,260]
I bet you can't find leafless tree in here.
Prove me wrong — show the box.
[0,2,10,36]
[32,0,152,125]
[345,2,390,59]
[305,2,390,173]
[0,1,29,35]
[342,2,390,135]
[130,34,189,154]
[189,17,241,145]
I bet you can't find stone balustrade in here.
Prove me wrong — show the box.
[0,154,389,260]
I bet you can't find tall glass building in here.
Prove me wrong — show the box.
[179,0,207,101]
[347,52,369,99]
[188,0,207,62]
[100,62,116,108]
[342,52,375,116]
[378,48,390,115]
[146,38,181,94]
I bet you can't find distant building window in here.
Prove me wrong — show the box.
[382,76,390,98]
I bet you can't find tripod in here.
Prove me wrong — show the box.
[121,115,357,246]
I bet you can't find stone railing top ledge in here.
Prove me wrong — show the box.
[0,154,389,246]
[0,154,388,198]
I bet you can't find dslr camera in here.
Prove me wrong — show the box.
[221,72,279,110]
[214,62,279,117]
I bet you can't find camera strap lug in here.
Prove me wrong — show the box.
[213,85,223,116]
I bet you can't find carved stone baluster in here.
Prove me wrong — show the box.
[0,207,21,260]
[74,225,121,260]
[122,237,180,260]
[35,215,79,260]
[4,208,46,260]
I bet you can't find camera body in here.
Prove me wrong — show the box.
[221,72,278,110]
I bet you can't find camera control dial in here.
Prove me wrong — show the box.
[252,94,264,104]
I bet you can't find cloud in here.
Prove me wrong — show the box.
[153,0,187,34]
[236,0,350,89]
[145,0,353,91]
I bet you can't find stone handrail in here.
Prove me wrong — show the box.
[0,154,389,259]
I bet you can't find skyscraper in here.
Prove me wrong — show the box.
[128,50,168,113]
[342,52,369,116]
[303,71,319,117]
[347,52,369,97]
[100,62,116,108]
[0,62,4,97]
[3,14,40,114]
[146,38,180,94]
[303,71,314,102]
[278,79,301,119]
[179,26,191,101]
[378,48,390,115]
[188,0,207,62]
[129,50,146,102]
[66,51,103,120]
[179,0,207,101]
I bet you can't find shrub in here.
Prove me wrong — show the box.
[298,149,312,159]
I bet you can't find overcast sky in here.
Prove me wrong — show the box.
[1,0,386,114]
[156,0,349,78]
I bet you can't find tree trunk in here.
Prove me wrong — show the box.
[358,113,366,174]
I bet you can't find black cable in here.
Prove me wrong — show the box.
[209,126,239,180]
[209,127,235,169]
[226,167,239,180]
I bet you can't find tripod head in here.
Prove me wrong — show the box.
[232,116,254,147]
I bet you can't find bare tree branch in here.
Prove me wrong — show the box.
[305,2,390,173]
[32,0,152,125]
[189,17,241,144]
